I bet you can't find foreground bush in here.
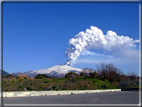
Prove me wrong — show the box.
[65,71,78,78]
[34,74,48,79]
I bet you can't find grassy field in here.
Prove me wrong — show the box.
[3,76,118,91]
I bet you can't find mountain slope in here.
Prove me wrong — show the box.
[2,70,9,76]
[12,64,82,77]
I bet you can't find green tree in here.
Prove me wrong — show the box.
[65,71,78,78]
[6,74,13,78]
[89,71,98,78]
[34,74,48,79]
[79,68,90,79]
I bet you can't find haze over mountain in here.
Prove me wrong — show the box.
[11,63,82,77]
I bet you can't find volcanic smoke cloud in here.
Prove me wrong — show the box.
[65,26,140,65]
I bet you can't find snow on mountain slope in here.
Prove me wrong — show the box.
[32,64,82,74]
[12,64,82,77]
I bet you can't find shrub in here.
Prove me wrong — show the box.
[92,80,96,85]
[101,84,107,89]
[45,80,49,83]
[120,79,139,88]
[26,86,33,91]
[18,78,23,83]
[80,68,89,78]
[96,62,123,83]
[23,77,27,79]
[89,71,98,79]
[52,85,59,90]
[80,72,86,77]
[34,74,48,79]
[65,71,78,78]
[6,74,14,78]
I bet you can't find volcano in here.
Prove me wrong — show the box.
[11,64,82,77]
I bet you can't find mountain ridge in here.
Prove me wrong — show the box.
[2,70,10,76]
[11,64,82,77]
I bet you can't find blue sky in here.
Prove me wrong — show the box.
[3,3,139,75]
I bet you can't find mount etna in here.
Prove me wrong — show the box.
[11,63,82,77]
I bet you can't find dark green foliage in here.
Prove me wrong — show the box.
[16,76,20,79]
[80,72,86,77]
[26,86,33,91]
[101,84,107,89]
[80,68,89,78]
[120,79,139,88]
[34,74,48,79]
[23,77,27,79]
[89,71,98,79]
[12,80,15,82]
[19,85,23,89]
[70,79,76,83]
[6,74,14,78]
[92,80,96,85]
[45,80,49,83]
[52,85,60,90]
[65,71,78,78]
[120,71,139,90]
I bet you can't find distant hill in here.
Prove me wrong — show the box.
[2,70,9,76]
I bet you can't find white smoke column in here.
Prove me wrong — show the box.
[65,26,140,65]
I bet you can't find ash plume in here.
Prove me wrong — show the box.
[65,26,139,65]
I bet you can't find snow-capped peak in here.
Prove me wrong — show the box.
[12,64,82,77]
[32,64,82,74]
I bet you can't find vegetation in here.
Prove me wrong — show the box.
[34,74,48,79]
[2,63,139,91]
[65,71,79,78]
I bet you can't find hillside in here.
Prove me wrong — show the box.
[11,64,82,77]
[2,70,9,76]
[2,77,118,91]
